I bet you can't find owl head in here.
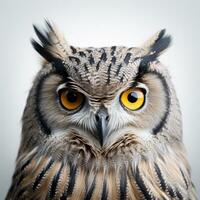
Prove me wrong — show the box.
[20,21,181,158]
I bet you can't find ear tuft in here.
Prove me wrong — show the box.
[141,29,172,58]
[31,20,71,62]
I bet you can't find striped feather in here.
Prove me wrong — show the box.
[6,135,197,200]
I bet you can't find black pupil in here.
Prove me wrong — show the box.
[128,92,138,103]
[67,92,78,103]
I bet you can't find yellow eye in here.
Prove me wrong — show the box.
[59,89,84,111]
[120,88,145,110]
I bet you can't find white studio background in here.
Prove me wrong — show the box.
[0,0,199,199]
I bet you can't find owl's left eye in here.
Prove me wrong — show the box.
[58,89,85,111]
[120,87,146,111]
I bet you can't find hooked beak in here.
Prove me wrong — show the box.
[95,107,109,146]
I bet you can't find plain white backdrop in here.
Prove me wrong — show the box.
[0,0,199,199]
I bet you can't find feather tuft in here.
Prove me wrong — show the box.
[141,29,172,59]
[31,21,71,62]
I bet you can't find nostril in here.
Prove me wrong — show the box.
[95,114,109,122]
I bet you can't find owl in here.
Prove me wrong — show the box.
[6,21,197,200]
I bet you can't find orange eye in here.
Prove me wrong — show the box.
[120,88,145,110]
[59,89,84,111]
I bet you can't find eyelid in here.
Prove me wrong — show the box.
[57,83,67,94]
[134,82,149,94]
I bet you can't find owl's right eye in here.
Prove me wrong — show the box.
[58,89,85,111]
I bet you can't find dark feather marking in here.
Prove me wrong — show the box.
[150,29,172,56]
[96,61,101,71]
[111,56,116,64]
[74,67,78,74]
[124,53,132,65]
[101,180,108,200]
[154,163,167,191]
[116,64,123,76]
[135,166,155,200]
[89,54,95,65]
[84,63,89,73]
[60,165,77,198]
[49,162,64,198]
[33,25,50,46]
[31,39,55,63]
[96,51,107,71]
[107,64,112,84]
[120,167,127,200]
[84,178,96,200]
[140,54,159,67]
[130,81,138,88]
[69,56,80,65]
[86,49,92,53]
[32,159,54,190]
[155,29,166,43]
[176,189,183,200]
[180,169,188,189]
[60,164,77,199]
[135,62,149,81]
[100,52,107,62]
[79,51,86,57]
[167,185,176,198]
[120,74,124,83]
[70,46,77,54]
[45,19,54,32]
[111,46,116,56]
[53,60,68,75]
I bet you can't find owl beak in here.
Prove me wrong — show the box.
[95,108,109,146]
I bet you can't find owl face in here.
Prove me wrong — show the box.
[31,22,173,150]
